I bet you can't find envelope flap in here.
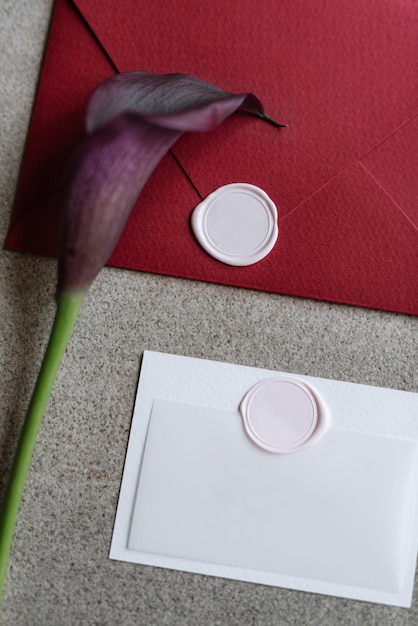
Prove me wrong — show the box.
[74,0,418,214]
[361,113,418,229]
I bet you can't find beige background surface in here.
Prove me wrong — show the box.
[1,1,417,624]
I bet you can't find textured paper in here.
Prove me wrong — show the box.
[6,0,418,314]
[110,352,418,607]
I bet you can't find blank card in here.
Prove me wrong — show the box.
[110,351,418,607]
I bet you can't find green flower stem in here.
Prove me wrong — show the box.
[0,290,86,601]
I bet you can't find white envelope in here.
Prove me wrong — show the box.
[110,351,418,607]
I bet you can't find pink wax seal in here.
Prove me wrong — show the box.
[191,183,278,266]
[240,377,330,453]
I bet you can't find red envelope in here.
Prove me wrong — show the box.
[6,0,418,314]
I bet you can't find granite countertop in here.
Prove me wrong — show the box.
[1,2,417,624]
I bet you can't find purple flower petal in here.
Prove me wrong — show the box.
[86,72,281,133]
[58,114,180,293]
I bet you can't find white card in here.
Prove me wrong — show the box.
[110,351,418,607]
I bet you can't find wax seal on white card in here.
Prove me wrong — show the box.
[191,183,278,266]
[240,377,330,453]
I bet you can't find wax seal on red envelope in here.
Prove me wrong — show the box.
[191,183,278,266]
[240,377,330,453]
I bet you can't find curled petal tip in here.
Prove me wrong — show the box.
[254,112,289,128]
[239,93,287,128]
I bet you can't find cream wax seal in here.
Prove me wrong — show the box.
[240,377,330,453]
[191,183,278,266]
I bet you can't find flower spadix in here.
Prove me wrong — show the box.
[0,71,283,601]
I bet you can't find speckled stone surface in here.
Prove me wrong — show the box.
[1,2,418,624]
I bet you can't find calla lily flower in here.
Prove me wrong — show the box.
[59,71,283,294]
[0,71,284,600]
